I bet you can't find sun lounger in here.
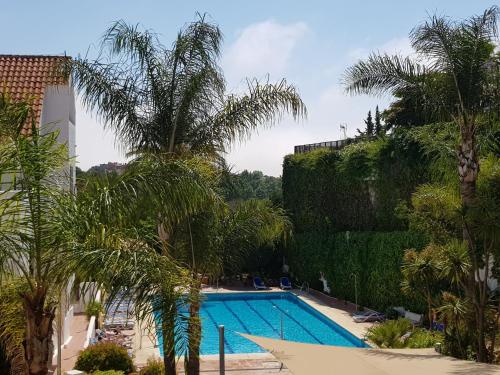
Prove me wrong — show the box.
[253,277,267,290]
[352,311,385,323]
[405,311,423,326]
[392,306,406,317]
[280,277,292,290]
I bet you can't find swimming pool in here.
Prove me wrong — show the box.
[156,292,368,355]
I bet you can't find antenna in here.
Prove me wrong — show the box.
[339,123,347,140]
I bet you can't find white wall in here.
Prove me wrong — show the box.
[40,85,79,359]
[40,84,76,191]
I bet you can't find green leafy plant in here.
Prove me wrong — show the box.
[92,371,125,375]
[366,318,413,348]
[407,329,443,348]
[401,245,442,328]
[75,342,135,374]
[139,357,164,375]
[85,301,103,320]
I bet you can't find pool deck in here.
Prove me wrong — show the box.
[133,287,373,373]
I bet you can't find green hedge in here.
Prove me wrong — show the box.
[287,230,427,312]
[282,136,428,233]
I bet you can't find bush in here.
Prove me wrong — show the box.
[93,371,124,375]
[407,329,443,348]
[366,319,413,348]
[366,319,443,349]
[75,342,135,374]
[139,357,164,375]
[85,301,103,320]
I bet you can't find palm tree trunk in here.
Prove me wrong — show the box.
[426,294,433,330]
[186,281,202,375]
[457,124,489,362]
[162,311,177,375]
[21,290,56,375]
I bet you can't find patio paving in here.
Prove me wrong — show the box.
[48,312,89,373]
[60,313,89,372]
[178,358,291,374]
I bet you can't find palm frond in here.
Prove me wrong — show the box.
[213,79,306,146]
[343,53,427,96]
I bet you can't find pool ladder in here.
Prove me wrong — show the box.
[300,282,310,293]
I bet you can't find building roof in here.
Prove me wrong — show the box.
[0,55,70,124]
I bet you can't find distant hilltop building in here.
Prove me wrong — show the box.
[87,162,127,175]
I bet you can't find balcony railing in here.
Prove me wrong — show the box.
[294,138,355,154]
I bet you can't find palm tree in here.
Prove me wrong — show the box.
[168,199,291,374]
[67,15,306,159]
[66,15,305,374]
[0,93,217,375]
[401,246,441,329]
[0,94,75,375]
[437,292,470,358]
[65,156,218,375]
[343,7,499,361]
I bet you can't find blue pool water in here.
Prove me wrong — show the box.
[156,292,368,355]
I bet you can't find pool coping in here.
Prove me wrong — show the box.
[133,287,374,364]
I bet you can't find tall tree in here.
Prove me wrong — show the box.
[169,198,291,374]
[357,110,374,137]
[67,16,305,160]
[65,154,219,375]
[67,15,305,374]
[374,105,383,135]
[343,6,499,361]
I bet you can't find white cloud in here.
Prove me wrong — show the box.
[348,36,414,62]
[222,20,308,87]
[223,19,309,175]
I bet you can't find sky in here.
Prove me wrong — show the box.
[0,0,494,176]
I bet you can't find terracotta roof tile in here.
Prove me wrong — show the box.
[0,55,71,128]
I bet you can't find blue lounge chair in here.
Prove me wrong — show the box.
[253,277,267,290]
[280,277,292,290]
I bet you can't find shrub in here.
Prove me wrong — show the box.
[75,342,134,374]
[366,319,413,348]
[139,357,164,375]
[85,301,103,320]
[93,371,124,375]
[407,329,443,348]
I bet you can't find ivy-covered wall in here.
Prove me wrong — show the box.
[283,135,430,312]
[287,231,427,312]
[282,136,428,233]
